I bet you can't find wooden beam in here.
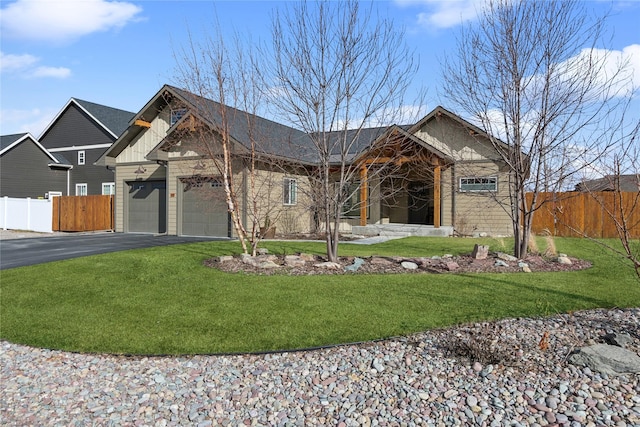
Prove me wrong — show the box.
[434,165,441,228]
[360,166,368,226]
[134,119,152,128]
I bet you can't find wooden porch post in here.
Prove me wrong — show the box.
[434,165,441,228]
[360,166,368,226]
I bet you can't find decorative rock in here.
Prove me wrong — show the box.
[240,254,257,266]
[445,261,459,271]
[472,244,489,260]
[400,261,419,270]
[284,255,306,268]
[495,260,509,267]
[522,266,532,273]
[257,248,269,255]
[314,262,341,269]
[568,344,640,375]
[558,256,573,265]
[218,256,234,263]
[443,389,458,399]
[497,252,518,262]
[603,332,633,348]
[345,257,365,272]
[299,253,316,262]
[258,261,280,269]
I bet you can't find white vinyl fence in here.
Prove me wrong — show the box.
[0,196,53,233]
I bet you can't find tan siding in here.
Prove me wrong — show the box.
[452,162,513,236]
[414,116,500,162]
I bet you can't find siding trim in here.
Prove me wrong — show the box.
[49,143,112,152]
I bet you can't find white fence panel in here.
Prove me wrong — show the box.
[0,196,53,233]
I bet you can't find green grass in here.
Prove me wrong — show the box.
[1,236,638,355]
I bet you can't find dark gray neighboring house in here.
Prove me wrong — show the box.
[575,174,640,192]
[38,98,135,196]
[0,133,72,198]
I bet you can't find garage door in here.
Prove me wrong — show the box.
[127,180,167,233]
[180,176,229,237]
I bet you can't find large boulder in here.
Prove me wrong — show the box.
[568,344,640,375]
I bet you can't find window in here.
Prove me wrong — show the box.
[459,177,497,192]
[78,150,85,165]
[75,183,88,196]
[341,182,369,218]
[170,108,187,126]
[283,178,297,205]
[102,182,115,195]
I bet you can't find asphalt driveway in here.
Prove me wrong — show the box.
[0,233,223,270]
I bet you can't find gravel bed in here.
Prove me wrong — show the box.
[1,308,638,426]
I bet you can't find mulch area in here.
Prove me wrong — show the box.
[204,252,591,276]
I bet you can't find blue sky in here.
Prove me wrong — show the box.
[1,0,638,137]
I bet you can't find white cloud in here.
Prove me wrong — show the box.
[0,51,71,79]
[0,0,142,43]
[0,52,38,71]
[395,0,484,30]
[31,66,72,79]
[0,108,57,136]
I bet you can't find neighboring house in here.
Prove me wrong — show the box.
[98,84,515,237]
[38,98,135,196]
[575,175,640,193]
[0,133,72,198]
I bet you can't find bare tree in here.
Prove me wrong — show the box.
[578,122,640,280]
[172,29,287,255]
[266,0,421,261]
[441,0,635,258]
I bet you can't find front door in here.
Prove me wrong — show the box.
[407,182,433,225]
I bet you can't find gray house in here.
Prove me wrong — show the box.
[38,98,135,196]
[0,133,72,198]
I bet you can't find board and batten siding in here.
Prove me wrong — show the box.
[0,139,68,198]
[116,111,171,164]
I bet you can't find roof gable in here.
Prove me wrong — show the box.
[0,132,64,164]
[39,98,135,140]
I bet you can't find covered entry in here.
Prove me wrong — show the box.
[127,180,167,233]
[179,176,229,237]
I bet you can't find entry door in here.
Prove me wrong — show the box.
[407,182,434,225]
[127,180,167,233]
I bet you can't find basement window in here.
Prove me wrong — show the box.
[459,177,497,192]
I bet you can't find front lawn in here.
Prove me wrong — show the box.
[1,237,638,355]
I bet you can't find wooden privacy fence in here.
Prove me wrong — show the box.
[527,191,640,239]
[52,195,114,232]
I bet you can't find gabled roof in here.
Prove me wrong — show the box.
[39,98,136,140]
[575,174,640,192]
[409,105,509,148]
[1,132,73,169]
[99,85,503,168]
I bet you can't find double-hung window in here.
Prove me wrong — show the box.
[283,178,297,205]
[459,177,498,192]
[75,183,88,196]
[102,182,115,195]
